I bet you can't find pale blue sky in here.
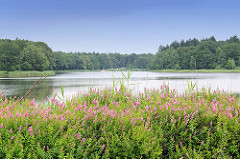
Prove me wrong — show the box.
[0,0,240,54]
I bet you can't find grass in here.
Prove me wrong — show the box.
[0,71,55,78]
[1,69,239,77]
[106,68,150,71]
[0,82,240,158]
[56,68,240,74]
[55,70,98,73]
[55,69,149,74]
[153,69,240,73]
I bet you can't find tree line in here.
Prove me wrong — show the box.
[0,39,55,71]
[150,35,240,70]
[1,35,240,71]
[54,51,153,70]
[0,38,154,71]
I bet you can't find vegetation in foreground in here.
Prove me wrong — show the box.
[0,71,55,78]
[0,83,240,158]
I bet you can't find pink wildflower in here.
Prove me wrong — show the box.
[10,136,14,140]
[180,142,182,147]
[102,144,105,150]
[82,138,86,142]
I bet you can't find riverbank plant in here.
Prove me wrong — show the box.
[0,83,240,158]
[153,69,240,73]
[0,71,55,78]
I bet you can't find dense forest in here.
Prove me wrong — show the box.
[0,39,55,71]
[0,39,153,71]
[54,51,153,70]
[1,35,240,71]
[150,35,240,70]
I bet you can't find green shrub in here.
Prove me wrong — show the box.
[0,85,240,158]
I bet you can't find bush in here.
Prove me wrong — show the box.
[0,85,240,158]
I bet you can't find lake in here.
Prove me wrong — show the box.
[0,71,240,100]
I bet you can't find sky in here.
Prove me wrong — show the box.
[0,0,240,54]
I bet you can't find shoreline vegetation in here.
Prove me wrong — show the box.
[152,68,240,73]
[1,68,240,78]
[0,71,55,78]
[56,68,240,74]
[0,83,240,158]
[2,35,240,73]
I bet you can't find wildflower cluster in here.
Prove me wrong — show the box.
[0,85,239,158]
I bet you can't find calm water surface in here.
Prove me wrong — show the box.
[0,71,240,100]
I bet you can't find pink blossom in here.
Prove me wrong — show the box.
[0,123,3,128]
[180,142,182,147]
[102,144,105,150]
[82,138,86,142]
[10,136,14,140]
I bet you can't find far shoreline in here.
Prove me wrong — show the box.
[56,68,240,73]
[152,69,240,73]
[0,71,55,78]
[1,69,240,78]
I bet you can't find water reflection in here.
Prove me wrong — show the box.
[0,78,53,100]
[0,71,240,100]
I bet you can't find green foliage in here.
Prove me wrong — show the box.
[53,51,154,71]
[0,39,55,71]
[0,84,240,158]
[151,35,240,70]
[2,35,240,72]
[226,58,236,69]
[23,43,50,71]
[0,41,22,71]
